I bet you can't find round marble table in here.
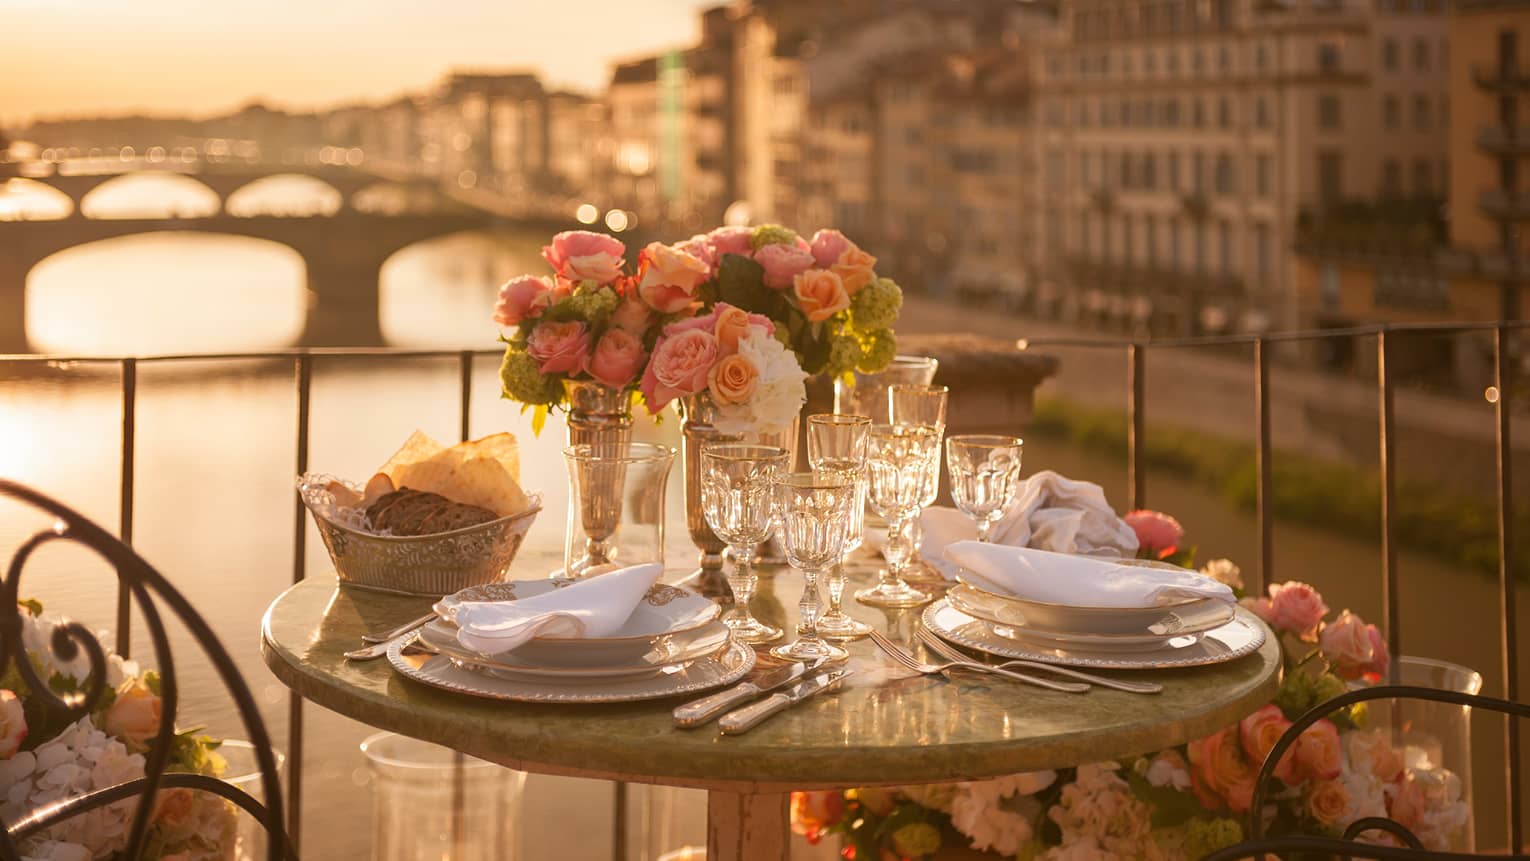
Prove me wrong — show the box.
[261,565,1280,860]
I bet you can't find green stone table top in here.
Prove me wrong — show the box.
[261,565,1280,793]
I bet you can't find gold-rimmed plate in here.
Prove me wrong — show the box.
[946,583,1236,651]
[417,619,732,682]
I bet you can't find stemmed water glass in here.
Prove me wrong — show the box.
[806,413,873,641]
[888,384,948,583]
[855,425,936,609]
[945,435,1024,542]
[769,471,856,662]
[700,444,790,644]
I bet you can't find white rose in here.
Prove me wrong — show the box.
[1200,558,1243,589]
[1145,755,1192,791]
[950,791,1035,856]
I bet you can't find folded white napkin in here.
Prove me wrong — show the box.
[946,542,1233,608]
[918,470,1140,578]
[440,563,663,655]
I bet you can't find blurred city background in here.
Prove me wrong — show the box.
[2,0,1529,857]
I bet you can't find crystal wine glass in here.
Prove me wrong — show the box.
[855,425,936,609]
[769,471,856,662]
[700,443,790,644]
[888,384,948,583]
[945,435,1024,542]
[806,413,873,641]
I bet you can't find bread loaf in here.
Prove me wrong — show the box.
[365,488,498,536]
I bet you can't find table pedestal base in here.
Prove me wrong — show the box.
[707,790,789,860]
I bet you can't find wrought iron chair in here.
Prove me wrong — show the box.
[0,479,294,861]
[1203,684,1530,860]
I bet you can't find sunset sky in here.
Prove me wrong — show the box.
[1,0,715,125]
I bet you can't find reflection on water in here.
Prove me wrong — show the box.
[80,172,221,219]
[225,174,342,218]
[380,230,537,349]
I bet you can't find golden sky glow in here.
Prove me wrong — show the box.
[1,0,712,124]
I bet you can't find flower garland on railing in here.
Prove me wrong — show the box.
[792,513,1470,860]
[0,602,232,861]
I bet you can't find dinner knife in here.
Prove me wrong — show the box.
[672,660,813,728]
[717,668,853,735]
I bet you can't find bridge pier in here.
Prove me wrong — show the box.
[0,253,31,354]
[299,257,385,347]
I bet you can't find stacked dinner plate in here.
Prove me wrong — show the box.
[922,556,1266,671]
[388,580,755,703]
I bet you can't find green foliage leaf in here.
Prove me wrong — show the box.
[18,598,42,617]
[1125,769,1205,827]
[531,404,549,437]
[715,254,785,319]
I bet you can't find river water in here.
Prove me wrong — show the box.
[2,176,1526,855]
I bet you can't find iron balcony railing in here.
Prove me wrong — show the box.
[0,319,1525,856]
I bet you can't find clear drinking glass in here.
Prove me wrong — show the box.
[806,414,873,641]
[833,355,940,423]
[561,442,676,578]
[362,732,527,861]
[889,384,949,583]
[700,443,790,644]
[945,434,1024,542]
[855,425,936,609]
[769,471,856,662]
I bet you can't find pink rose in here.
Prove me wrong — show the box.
[1347,730,1405,783]
[541,230,626,283]
[104,678,161,752]
[1187,727,1258,813]
[664,302,774,340]
[640,328,719,412]
[1321,610,1379,680]
[1239,704,1299,784]
[492,275,557,327]
[809,228,853,268]
[1123,510,1184,559]
[1293,718,1343,781]
[526,320,590,375]
[1388,774,1428,830]
[610,293,653,334]
[637,242,711,314]
[1366,624,1390,678]
[0,690,25,759]
[754,242,815,290]
[706,226,753,259]
[679,233,718,276]
[1265,581,1330,640]
[585,329,645,389]
[792,269,851,322]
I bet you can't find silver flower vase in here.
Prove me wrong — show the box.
[561,380,634,579]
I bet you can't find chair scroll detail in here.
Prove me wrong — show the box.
[1203,684,1530,861]
[0,479,294,861]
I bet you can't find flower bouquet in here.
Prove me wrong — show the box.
[0,602,235,861]
[794,516,1473,860]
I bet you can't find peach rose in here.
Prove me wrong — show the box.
[808,228,853,268]
[706,225,753,259]
[526,320,590,375]
[790,791,845,844]
[831,246,878,295]
[1347,730,1405,783]
[754,242,815,290]
[585,329,645,389]
[713,305,754,355]
[104,678,162,752]
[1306,778,1352,827]
[678,233,717,276]
[610,294,652,334]
[792,269,851,323]
[1123,510,1184,559]
[637,242,711,313]
[154,787,196,829]
[640,328,719,412]
[1188,727,1258,813]
[492,275,556,327]
[708,354,760,405]
[542,230,625,283]
[1293,718,1344,782]
[1387,774,1428,830]
[1265,581,1330,640]
[1239,704,1299,784]
[0,690,25,759]
[1366,624,1390,679]
[1321,610,1378,680]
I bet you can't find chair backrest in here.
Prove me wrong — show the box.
[1202,684,1530,861]
[0,478,293,861]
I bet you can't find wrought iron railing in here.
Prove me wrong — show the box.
[0,319,1524,855]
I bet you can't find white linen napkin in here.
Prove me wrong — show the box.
[917,470,1140,578]
[439,563,663,655]
[945,542,1233,608]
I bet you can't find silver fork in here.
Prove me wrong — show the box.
[866,630,1089,693]
[918,630,1162,694]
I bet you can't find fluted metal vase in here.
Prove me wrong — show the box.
[677,393,798,593]
[562,380,635,578]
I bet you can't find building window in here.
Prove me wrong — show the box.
[1413,37,1429,70]
[1124,216,1136,262]
[1219,45,1232,71]
[1413,159,1432,196]
[1219,221,1233,274]
[1255,43,1269,71]
[1382,159,1402,197]
[1170,219,1182,267]
[1320,264,1341,310]
[1255,97,1271,129]
[1162,98,1181,125]
[1256,154,1271,196]
[1169,152,1182,190]
[1318,94,1341,129]
[1413,95,1430,129]
[1142,152,1157,189]
[1254,223,1272,276]
[1218,98,1232,128]
[1168,49,1180,73]
[1194,223,1208,273]
[1192,98,1205,127]
[1317,43,1341,72]
[1383,38,1399,70]
[1318,151,1343,203]
[1383,95,1400,129]
[1146,217,1159,264]
[1193,151,1206,192]
[1214,153,1235,194]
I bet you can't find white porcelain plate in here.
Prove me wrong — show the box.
[922,600,1267,670]
[387,634,755,703]
[434,579,720,668]
[416,619,732,682]
[946,584,1236,652]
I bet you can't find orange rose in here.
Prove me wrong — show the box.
[153,787,196,829]
[792,269,850,322]
[103,678,162,752]
[713,305,753,355]
[1293,719,1343,781]
[831,246,878,295]
[1239,704,1298,784]
[708,354,759,405]
[790,791,845,844]
[1188,727,1258,813]
[1306,778,1352,827]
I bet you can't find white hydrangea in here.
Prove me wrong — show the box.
[713,325,808,435]
[18,608,139,685]
[1042,762,1157,861]
[943,771,1055,856]
[20,840,91,861]
[0,717,145,859]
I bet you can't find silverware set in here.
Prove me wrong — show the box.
[867,629,1162,695]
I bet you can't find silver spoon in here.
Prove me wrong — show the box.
[361,612,435,644]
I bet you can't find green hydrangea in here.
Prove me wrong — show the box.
[749,223,800,250]
[1273,667,1318,716]
[889,822,941,858]
[1183,817,1244,859]
[499,348,563,406]
[850,277,903,331]
[857,329,897,373]
[565,285,620,320]
[772,325,795,350]
[827,333,863,377]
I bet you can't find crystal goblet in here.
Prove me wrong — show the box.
[888,384,948,584]
[855,425,935,609]
[700,444,790,644]
[769,471,856,662]
[945,434,1024,542]
[806,414,873,641]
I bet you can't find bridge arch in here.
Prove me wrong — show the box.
[225,174,343,217]
[351,180,443,216]
[25,231,308,354]
[0,178,73,221]
[377,228,542,348]
[79,173,221,220]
